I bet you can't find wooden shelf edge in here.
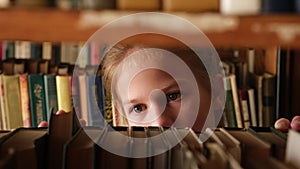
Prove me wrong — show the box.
[0,8,300,48]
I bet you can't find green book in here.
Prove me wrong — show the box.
[28,74,47,127]
[224,76,237,128]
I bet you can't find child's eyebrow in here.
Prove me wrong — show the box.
[123,80,180,106]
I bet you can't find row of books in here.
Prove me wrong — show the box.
[0,40,106,68]
[5,0,300,14]
[220,48,276,128]
[0,111,299,169]
[0,63,110,130]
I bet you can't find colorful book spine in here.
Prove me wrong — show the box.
[28,74,47,127]
[19,74,32,127]
[56,75,72,113]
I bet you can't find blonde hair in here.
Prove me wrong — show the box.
[100,34,211,96]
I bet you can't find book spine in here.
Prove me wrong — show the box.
[90,42,101,66]
[78,75,89,125]
[229,74,243,128]
[28,74,48,127]
[247,89,257,127]
[44,75,58,122]
[19,74,32,127]
[86,75,103,127]
[224,76,237,127]
[261,0,293,13]
[262,73,276,127]
[42,42,52,60]
[163,0,219,12]
[117,0,160,10]
[0,75,8,130]
[3,75,23,129]
[220,0,261,15]
[238,89,251,128]
[56,75,72,113]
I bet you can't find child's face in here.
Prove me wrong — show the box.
[125,69,181,127]
[113,49,211,131]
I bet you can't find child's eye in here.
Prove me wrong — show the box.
[133,104,147,113]
[166,92,181,102]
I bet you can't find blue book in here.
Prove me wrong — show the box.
[261,0,293,13]
[86,75,105,127]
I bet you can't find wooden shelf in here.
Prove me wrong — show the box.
[1,8,300,48]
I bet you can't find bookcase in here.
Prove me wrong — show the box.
[1,5,300,169]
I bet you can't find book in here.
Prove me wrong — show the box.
[78,75,89,126]
[13,59,26,74]
[46,110,74,169]
[238,89,251,128]
[2,74,23,129]
[56,75,72,113]
[86,75,104,127]
[30,42,42,59]
[248,73,263,127]
[117,0,160,10]
[248,127,286,161]
[220,0,261,15]
[226,128,272,167]
[44,75,58,122]
[42,42,52,60]
[0,75,7,130]
[247,88,257,127]
[229,74,243,128]
[262,72,276,127]
[212,128,241,163]
[224,76,237,127]
[19,74,32,127]
[62,128,95,169]
[0,128,47,169]
[28,74,47,127]
[1,60,14,75]
[82,0,116,9]
[261,0,294,13]
[163,0,219,12]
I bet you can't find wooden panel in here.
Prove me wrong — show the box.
[0,8,300,48]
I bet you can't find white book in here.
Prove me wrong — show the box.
[247,88,257,126]
[42,42,52,60]
[229,74,243,128]
[220,0,261,15]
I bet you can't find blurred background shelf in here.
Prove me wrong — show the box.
[0,8,300,48]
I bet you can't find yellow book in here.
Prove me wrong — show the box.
[56,75,71,113]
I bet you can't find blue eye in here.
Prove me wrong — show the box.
[133,104,147,113]
[166,92,181,102]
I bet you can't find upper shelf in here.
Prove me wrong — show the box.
[1,8,300,48]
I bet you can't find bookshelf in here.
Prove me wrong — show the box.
[0,7,300,169]
[1,8,300,48]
